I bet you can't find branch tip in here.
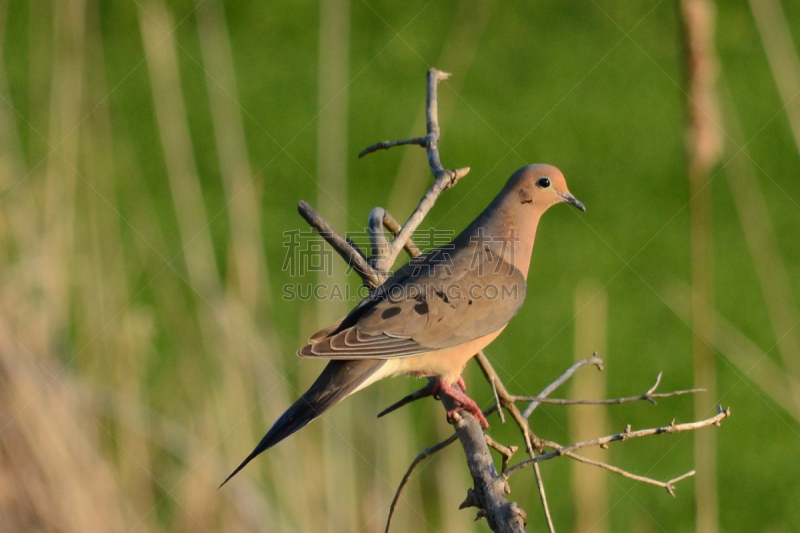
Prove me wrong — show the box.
[459,488,479,509]
[429,68,452,81]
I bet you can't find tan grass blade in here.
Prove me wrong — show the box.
[316,1,358,531]
[196,0,269,312]
[719,82,800,414]
[748,0,800,156]
[570,282,609,533]
[139,1,221,298]
[667,283,800,423]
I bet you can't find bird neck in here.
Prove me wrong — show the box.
[458,195,543,280]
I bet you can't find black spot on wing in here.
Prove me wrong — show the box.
[413,301,429,314]
[381,307,402,319]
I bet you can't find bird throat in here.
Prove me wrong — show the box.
[497,211,540,279]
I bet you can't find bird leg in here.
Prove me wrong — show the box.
[457,375,467,392]
[436,378,489,429]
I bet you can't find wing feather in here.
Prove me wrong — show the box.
[297,243,527,360]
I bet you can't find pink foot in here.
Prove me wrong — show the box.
[457,375,467,392]
[436,378,489,429]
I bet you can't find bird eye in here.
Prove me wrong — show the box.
[536,177,551,189]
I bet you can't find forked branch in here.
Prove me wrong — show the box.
[504,406,731,489]
[512,372,705,406]
[297,200,383,287]
[361,68,470,270]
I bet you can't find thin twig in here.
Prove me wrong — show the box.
[490,376,506,424]
[504,406,731,478]
[377,69,470,270]
[516,390,705,405]
[385,433,459,533]
[474,351,552,531]
[515,372,704,406]
[532,459,555,533]
[484,434,518,474]
[297,200,383,287]
[359,137,426,158]
[560,450,695,497]
[522,353,604,417]
[474,351,542,451]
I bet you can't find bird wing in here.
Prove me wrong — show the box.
[298,244,527,359]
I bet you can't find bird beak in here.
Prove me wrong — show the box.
[558,192,586,212]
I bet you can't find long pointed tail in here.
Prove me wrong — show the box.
[220,359,385,487]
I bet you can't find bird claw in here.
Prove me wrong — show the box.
[447,405,490,429]
[437,378,489,429]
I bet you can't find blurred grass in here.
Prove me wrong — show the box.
[0,0,799,532]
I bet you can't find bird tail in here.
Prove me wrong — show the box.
[219,359,386,487]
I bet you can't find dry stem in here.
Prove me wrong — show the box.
[297,200,383,287]
[504,406,731,480]
[514,372,704,406]
[361,68,470,270]
[383,433,459,533]
[522,353,604,417]
[359,137,426,158]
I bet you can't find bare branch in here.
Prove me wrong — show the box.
[532,459,556,533]
[382,375,526,530]
[514,372,705,407]
[523,353,604,417]
[359,137,427,158]
[385,433,459,533]
[439,395,527,533]
[484,434,518,474]
[474,351,552,531]
[297,200,383,287]
[490,376,506,424]
[382,210,422,259]
[474,351,542,451]
[504,406,731,479]
[474,350,717,526]
[346,236,367,261]
[560,450,695,497]
[377,69,471,270]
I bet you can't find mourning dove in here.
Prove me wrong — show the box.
[221,164,584,486]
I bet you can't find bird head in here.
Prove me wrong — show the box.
[510,164,586,213]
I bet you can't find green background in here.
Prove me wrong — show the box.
[1,0,798,531]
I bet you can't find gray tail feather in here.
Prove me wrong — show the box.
[220,359,385,487]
